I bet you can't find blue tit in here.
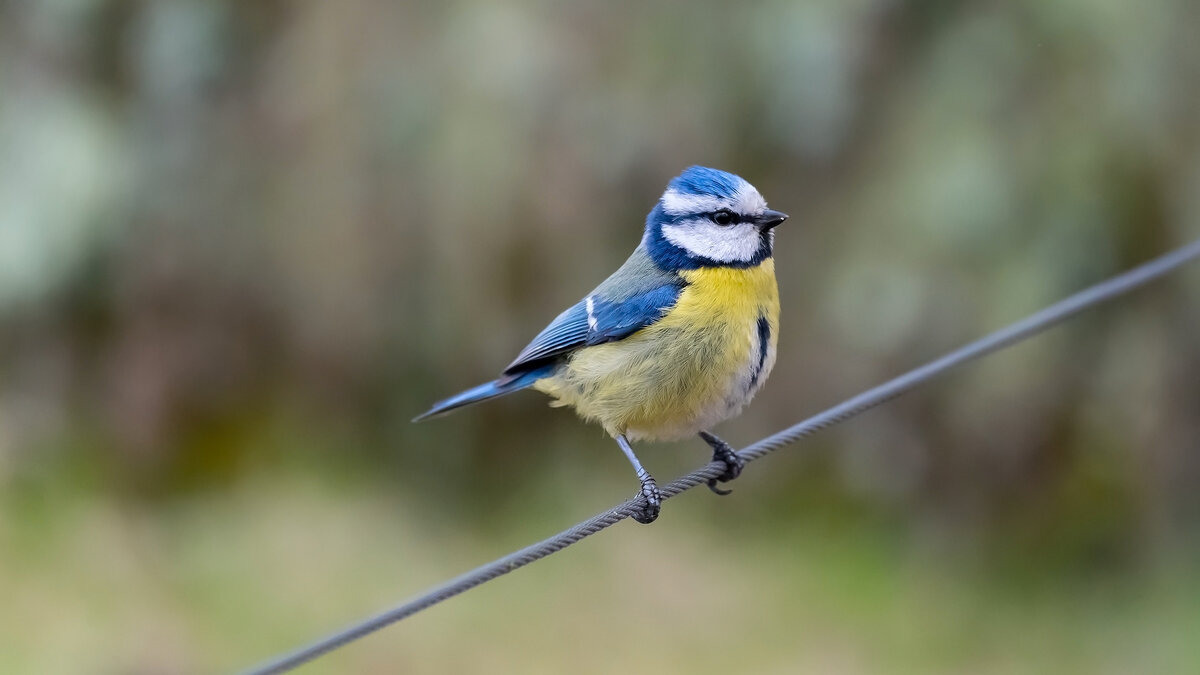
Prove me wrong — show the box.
[415,166,787,523]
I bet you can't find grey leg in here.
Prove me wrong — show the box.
[616,434,661,524]
[699,430,744,496]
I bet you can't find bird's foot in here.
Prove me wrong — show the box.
[699,431,744,496]
[632,476,662,524]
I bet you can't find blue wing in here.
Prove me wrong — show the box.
[503,283,682,374]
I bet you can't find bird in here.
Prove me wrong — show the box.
[415,166,787,523]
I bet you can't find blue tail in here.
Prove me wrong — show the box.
[413,365,555,422]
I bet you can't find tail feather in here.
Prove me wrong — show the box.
[413,365,554,422]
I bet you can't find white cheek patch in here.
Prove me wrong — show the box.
[661,220,761,263]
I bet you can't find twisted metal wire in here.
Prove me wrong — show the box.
[241,238,1200,675]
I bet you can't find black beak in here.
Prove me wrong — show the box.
[755,209,789,230]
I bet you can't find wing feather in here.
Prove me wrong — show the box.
[503,283,682,374]
[504,303,590,372]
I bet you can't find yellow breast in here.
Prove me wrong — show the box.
[534,259,780,441]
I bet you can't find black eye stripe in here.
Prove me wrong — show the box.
[710,209,738,225]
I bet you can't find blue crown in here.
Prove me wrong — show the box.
[666,166,746,199]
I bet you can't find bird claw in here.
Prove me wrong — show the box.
[632,477,662,524]
[700,432,744,496]
[707,481,734,496]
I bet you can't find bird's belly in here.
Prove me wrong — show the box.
[534,262,779,441]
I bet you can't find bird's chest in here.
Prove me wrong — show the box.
[611,261,778,439]
[666,262,779,396]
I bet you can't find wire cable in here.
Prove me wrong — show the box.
[240,238,1200,675]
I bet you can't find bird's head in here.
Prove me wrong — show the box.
[643,166,787,270]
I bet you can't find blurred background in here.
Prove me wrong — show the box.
[2,0,1200,672]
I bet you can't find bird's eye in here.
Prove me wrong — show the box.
[712,210,735,226]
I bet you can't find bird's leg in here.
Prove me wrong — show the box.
[699,430,744,496]
[616,435,661,524]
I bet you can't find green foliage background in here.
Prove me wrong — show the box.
[1,0,1199,672]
